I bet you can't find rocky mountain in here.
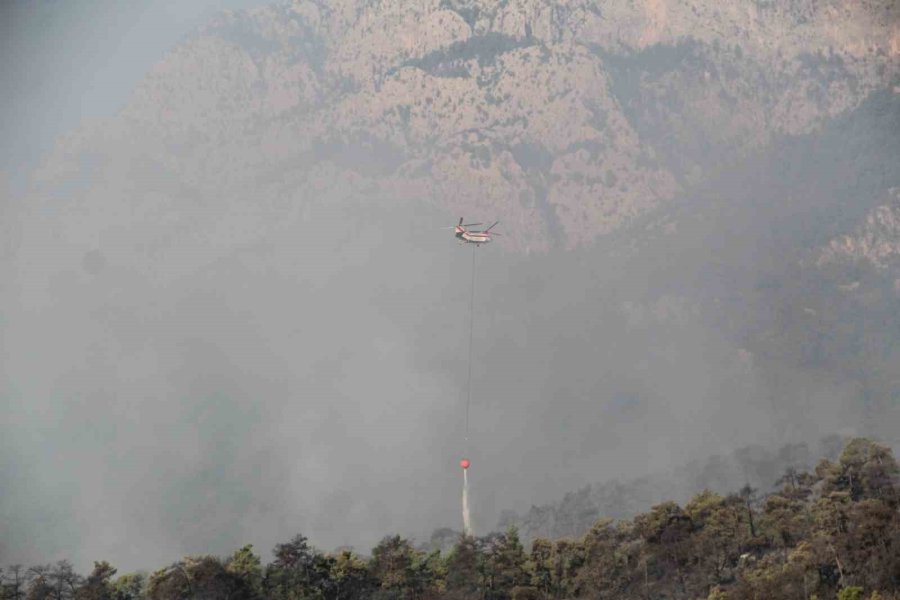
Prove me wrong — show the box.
[819,188,900,270]
[28,0,900,254]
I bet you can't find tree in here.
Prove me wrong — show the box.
[407,550,444,600]
[761,492,810,549]
[836,499,899,591]
[226,545,263,598]
[509,586,543,600]
[775,466,816,501]
[574,519,637,599]
[368,535,417,599]
[27,562,81,600]
[2,565,27,600]
[838,587,865,600]
[272,536,316,572]
[685,490,746,589]
[483,527,530,600]
[266,534,334,600]
[731,541,821,600]
[145,565,189,600]
[330,550,375,600]
[635,502,696,596]
[75,562,116,600]
[25,565,54,600]
[145,556,253,600]
[808,495,849,592]
[823,438,899,505]
[528,539,553,596]
[445,536,481,600]
[737,485,759,538]
[110,573,145,600]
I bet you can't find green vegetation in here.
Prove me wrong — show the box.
[2,438,897,599]
[403,33,532,78]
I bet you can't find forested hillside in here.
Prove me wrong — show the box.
[498,435,845,541]
[3,437,897,599]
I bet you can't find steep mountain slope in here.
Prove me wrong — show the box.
[610,89,900,436]
[29,0,900,253]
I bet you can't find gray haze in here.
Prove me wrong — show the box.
[0,0,269,175]
[2,0,899,574]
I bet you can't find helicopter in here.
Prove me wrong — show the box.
[450,217,501,245]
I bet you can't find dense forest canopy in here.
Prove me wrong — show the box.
[3,437,897,600]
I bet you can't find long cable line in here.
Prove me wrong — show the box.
[462,244,477,536]
[465,244,476,453]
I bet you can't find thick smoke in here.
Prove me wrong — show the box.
[2,0,898,574]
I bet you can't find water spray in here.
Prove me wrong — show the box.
[462,463,472,536]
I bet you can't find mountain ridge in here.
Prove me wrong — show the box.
[28,0,900,252]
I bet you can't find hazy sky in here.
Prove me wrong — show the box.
[1,0,895,576]
[0,0,268,175]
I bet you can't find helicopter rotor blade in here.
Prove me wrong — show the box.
[485,221,500,232]
[461,223,482,227]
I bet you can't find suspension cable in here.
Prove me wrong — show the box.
[465,244,476,453]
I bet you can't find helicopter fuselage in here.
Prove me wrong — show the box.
[456,228,492,244]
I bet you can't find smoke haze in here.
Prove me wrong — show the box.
[2,0,899,574]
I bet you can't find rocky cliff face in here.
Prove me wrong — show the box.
[819,188,900,270]
[30,0,900,254]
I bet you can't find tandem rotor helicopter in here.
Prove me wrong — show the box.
[448,217,502,245]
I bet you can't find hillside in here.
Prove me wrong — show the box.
[28,0,900,252]
[2,437,898,599]
[499,435,844,541]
